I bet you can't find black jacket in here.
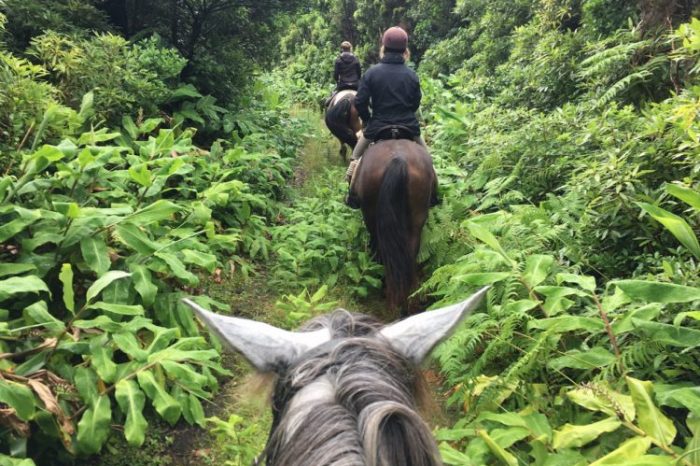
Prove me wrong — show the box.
[334,52,361,89]
[355,52,421,140]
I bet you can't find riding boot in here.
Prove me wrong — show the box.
[430,186,441,207]
[345,187,361,209]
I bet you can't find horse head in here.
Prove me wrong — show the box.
[183,287,488,466]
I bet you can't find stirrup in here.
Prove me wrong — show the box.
[345,160,358,182]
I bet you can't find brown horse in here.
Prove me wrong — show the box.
[324,90,363,162]
[352,138,437,314]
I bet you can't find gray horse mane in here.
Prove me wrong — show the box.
[262,309,443,466]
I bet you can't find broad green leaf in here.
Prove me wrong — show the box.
[173,386,206,427]
[452,272,512,285]
[181,249,217,273]
[0,276,49,302]
[88,302,145,316]
[136,371,181,425]
[600,455,675,466]
[528,316,603,333]
[127,200,182,226]
[666,183,700,209]
[477,429,518,466]
[612,280,700,303]
[490,427,529,448]
[521,411,552,442]
[477,412,527,428]
[674,311,700,326]
[549,347,617,370]
[686,414,700,466]
[626,377,676,446]
[128,164,152,187]
[80,236,111,276]
[85,271,131,304]
[556,273,596,292]
[170,84,203,100]
[122,115,139,139]
[637,202,700,258]
[466,222,513,264]
[656,386,700,416]
[112,332,148,362]
[0,380,36,421]
[523,254,554,288]
[23,301,64,334]
[589,437,651,465]
[59,263,75,314]
[155,252,198,285]
[567,385,635,421]
[631,319,700,347]
[89,336,117,383]
[130,264,158,307]
[0,210,41,242]
[77,129,121,145]
[160,360,209,397]
[611,304,663,334]
[76,395,111,454]
[73,367,98,404]
[114,223,160,254]
[439,442,477,466]
[0,263,36,278]
[0,454,36,466]
[552,417,621,449]
[115,379,148,446]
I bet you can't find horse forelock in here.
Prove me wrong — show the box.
[263,310,442,466]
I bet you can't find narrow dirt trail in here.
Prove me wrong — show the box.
[171,110,390,465]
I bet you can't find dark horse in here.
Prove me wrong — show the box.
[324,90,363,162]
[352,138,438,313]
[183,287,487,466]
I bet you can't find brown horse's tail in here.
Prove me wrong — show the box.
[324,98,358,148]
[376,157,412,309]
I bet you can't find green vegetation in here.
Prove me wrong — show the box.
[2,1,700,465]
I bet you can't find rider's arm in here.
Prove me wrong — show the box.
[411,74,421,113]
[333,59,340,83]
[355,74,371,122]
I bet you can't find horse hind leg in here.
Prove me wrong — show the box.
[339,142,347,162]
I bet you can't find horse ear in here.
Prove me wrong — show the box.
[182,298,331,373]
[379,287,489,365]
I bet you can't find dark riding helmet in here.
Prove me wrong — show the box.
[382,26,408,53]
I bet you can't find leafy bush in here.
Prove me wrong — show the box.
[0,74,308,460]
[30,32,186,123]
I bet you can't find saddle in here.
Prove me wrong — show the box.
[373,124,415,142]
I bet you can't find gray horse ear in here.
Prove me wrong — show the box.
[182,298,331,372]
[379,287,489,365]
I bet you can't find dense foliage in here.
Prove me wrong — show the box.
[2,0,700,465]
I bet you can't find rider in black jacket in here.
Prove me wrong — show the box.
[346,27,428,174]
[334,41,361,91]
[324,41,361,107]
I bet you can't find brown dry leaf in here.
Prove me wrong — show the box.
[0,407,30,437]
[212,268,223,284]
[27,379,75,437]
[27,379,60,415]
